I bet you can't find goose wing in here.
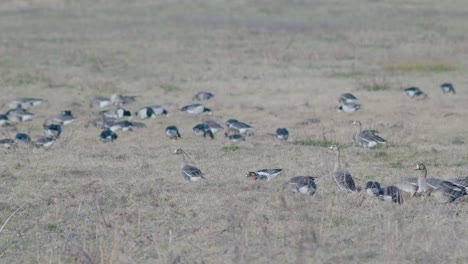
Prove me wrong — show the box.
[333,169,356,191]
[182,165,204,180]
[438,181,466,198]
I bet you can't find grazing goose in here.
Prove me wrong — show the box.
[337,102,360,113]
[352,121,386,148]
[193,123,214,139]
[227,134,245,142]
[90,96,112,108]
[365,181,403,204]
[100,108,131,119]
[174,148,205,181]
[193,91,214,101]
[110,94,137,106]
[52,110,75,126]
[203,119,224,134]
[34,136,55,148]
[275,128,289,141]
[404,87,426,99]
[43,123,62,138]
[100,129,118,143]
[440,83,455,94]
[6,108,34,122]
[414,163,466,203]
[0,114,9,126]
[226,119,252,135]
[339,93,358,104]
[283,176,317,195]
[8,97,43,109]
[0,139,15,149]
[135,106,167,119]
[165,126,181,139]
[329,145,359,192]
[15,133,31,143]
[181,104,212,115]
[246,169,283,181]
[107,120,133,132]
[149,105,168,116]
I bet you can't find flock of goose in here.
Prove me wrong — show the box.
[0,82,465,204]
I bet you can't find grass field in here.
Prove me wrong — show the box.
[1,0,468,263]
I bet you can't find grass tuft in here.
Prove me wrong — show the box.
[293,139,347,148]
[160,84,181,93]
[47,224,58,231]
[384,61,456,73]
[222,145,240,152]
[329,71,365,78]
[357,77,392,91]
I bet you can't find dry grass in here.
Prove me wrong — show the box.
[1,0,468,263]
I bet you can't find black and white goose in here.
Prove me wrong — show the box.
[135,105,167,119]
[111,93,137,106]
[193,91,214,101]
[337,102,360,113]
[226,119,252,134]
[193,123,214,139]
[6,108,34,122]
[8,97,44,109]
[90,96,112,108]
[52,110,75,126]
[107,120,134,132]
[0,114,9,126]
[227,134,245,142]
[352,121,386,148]
[181,104,212,115]
[0,139,15,149]
[203,119,224,134]
[100,108,131,119]
[165,126,181,139]
[440,83,455,94]
[100,129,118,143]
[15,133,31,143]
[246,169,283,181]
[43,123,62,138]
[339,93,358,104]
[404,87,426,99]
[283,176,317,195]
[175,148,205,182]
[34,136,56,148]
[365,181,403,204]
[275,128,289,141]
[329,145,359,192]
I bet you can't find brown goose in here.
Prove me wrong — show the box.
[175,149,205,182]
[329,145,359,192]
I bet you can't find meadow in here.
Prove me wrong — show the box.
[1,0,468,263]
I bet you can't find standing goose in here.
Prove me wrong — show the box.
[337,102,360,113]
[404,87,427,99]
[165,126,181,139]
[339,93,358,104]
[15,133,31,143]
[181,104,212,115]
[100,108,131,119]
[43,123,62,138]
[174,148,205,182]
[193,123,214,139]
[283,176,317,195]
[246,169,283,181]
[8,97,44,109]
[329,145,359,192]
[203,119,224,134]
[52,110,75,126]
[414,163,466,203]
[226,119,252,135]
[352,121,386,148]
[193,91,214,101]
[365,181,403,204]
[440,83,455,94]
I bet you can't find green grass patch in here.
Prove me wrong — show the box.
[384,61,455,73]
[222,145,240,152]
[47,224,58,231]
[293,139,347,148]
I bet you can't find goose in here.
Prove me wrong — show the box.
[226,120,252,134]
[15,133,31,143]
[100,108,131,119]
[202,119,224,134]
[43,123,62,138]
[0,139,15,149]
[34,136,56,148]
[246,169,283,181]
[6,108,34,122]
[275,128,289,141]
[227,134,245,142]
[394,176,445,197]
[365,181,403,204]
[414,163,466,203]
[0,114,9,126]
[100,129,118,143]
[404,87,426,99]
[107,120,133,132]
[352,121,386,148]
[329,145,359,192]
[165,126,181,139]
[8,97,43,109]
[440,83,455,94]
[181,104,212,115]
[52,110,75,126]
[193,123,214,139]
[337,102,360,113]
[110,93,137,106]
[339,93,358,104]
[149,105,168,116]
[283,176,317,195]
[90,96,112,108]
[174,148,205,181]
[193,91,214,101]
[135,106,167,119]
